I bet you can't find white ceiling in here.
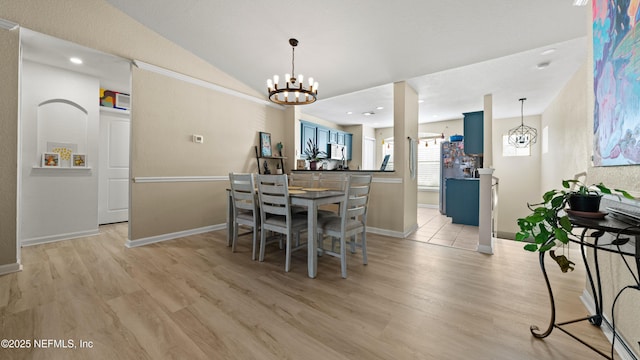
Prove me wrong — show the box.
[24,1,591,128]
[20,28,131,92]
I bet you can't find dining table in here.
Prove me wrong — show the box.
[226,187,346,278]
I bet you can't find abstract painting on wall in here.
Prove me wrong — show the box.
[593,0,640,166]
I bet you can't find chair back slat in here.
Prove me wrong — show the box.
[289,172,316,188]
[341,175,372,223]
[229,173,258,214]
[257,174,291,218]
[318,172,347,191]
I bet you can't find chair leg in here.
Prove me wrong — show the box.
[259,226,267,262]
[317,233,324,256]
[251,226,258,261]
[362,231,368,265]
[231,223,239,253]
[285,233,292,272]
[340,234,347,278]
[349,234,356,253]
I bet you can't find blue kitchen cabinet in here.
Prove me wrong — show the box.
[301,121,317,158]
[463,111,483,155]
[317,127,330,155]
[345,133,352,160]
[445,178,479,226]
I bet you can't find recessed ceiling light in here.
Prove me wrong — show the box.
[536,61,551,70]
[376,106,384,110]
[362,111,375,116]
[573,0,588,6]
[346,111,353,115]
[70,57,83,65]
[541,48,556,56]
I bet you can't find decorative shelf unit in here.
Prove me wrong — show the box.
[254,146,286,174]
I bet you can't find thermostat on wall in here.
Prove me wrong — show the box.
[193,135,204,143]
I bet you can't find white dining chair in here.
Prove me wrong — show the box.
[318,172,347,191]
[256,174,308,272]
[317,172,348,217]
[228,173,260,260]
[317,174,372,278]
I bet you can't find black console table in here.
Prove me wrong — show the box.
[531,214,640,359]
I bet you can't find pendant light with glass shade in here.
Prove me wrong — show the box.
[508,98,537,148]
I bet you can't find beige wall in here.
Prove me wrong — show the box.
[129,67,285,239]
[540,63,590,192]
[0,0,286,246]
[0,28,19,268]
[492,115,542,237]
[395,82,419,233]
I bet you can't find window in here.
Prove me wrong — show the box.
[418,138,443,189]
[502,134,531,156]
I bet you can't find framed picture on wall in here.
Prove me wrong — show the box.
[42,152,60,167]
[259,132,272,157]
[71,153,87,167]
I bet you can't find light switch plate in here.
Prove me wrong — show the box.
[193,135,204,143]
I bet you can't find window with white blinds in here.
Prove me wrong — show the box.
[417,138,442,188]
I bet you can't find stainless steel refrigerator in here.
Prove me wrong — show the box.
[439,141,476,214]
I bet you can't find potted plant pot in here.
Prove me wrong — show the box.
[568,193,602,212]
[309,161,318,170]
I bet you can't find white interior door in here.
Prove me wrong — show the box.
[98,109,130,224]
[364,137,376,170]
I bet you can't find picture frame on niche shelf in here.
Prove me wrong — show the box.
[47,142,76,167]
[259,132,272,157]
[71,153,87,168]
[42,152,60,167]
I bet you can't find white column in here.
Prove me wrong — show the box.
[477,168,495,254]
[483,94,493,168]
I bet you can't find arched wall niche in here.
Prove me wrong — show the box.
[36,98,88,166]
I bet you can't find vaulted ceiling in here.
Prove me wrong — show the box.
[104,0,589,127]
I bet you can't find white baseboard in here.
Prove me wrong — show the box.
[0,262,22,276]
[580,289,639,360]
[125,224,226,248]
[21,229,100,247]
[418,204,438,209]
[367,223,418,238]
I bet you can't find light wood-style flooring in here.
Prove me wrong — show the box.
[0,220,614,359]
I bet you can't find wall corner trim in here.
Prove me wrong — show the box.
[133,60,283,110]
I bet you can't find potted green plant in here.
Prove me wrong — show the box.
[515,179,634,272]
[304,138,326,170]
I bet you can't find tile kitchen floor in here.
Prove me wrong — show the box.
[407,207,481,251]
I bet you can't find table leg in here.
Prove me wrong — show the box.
[227,191,233,246]
[307,203,318,278]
